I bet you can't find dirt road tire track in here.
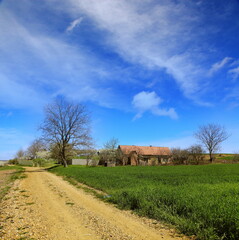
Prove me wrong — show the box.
[0,168,190,240]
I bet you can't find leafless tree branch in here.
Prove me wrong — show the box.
[194,123,229,162]
[39,98,92,167]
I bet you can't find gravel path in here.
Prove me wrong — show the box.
[0,167,191,240]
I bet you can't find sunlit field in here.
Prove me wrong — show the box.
[50,164,239,239]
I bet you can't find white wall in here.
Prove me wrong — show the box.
[71,159,99,166]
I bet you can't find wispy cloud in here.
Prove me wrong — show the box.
[0,8,121,110]
[1,0,236,110]
[62,0,218,101]
[229,66,239,79]
[66,17,83,33]
[0,73,47,109]
[209,57,232,75]
[0,111,13,118]
[132,91,178,120]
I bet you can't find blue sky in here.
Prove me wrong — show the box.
[1,0,239,159]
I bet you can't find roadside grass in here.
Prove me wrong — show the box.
[202,153,236,163]
[0,166,25,202]
[49,164,239,240]
[0,165,23,171]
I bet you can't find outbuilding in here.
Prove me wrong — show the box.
[118,145,171,166]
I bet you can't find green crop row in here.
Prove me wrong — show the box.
[49,164,239,239]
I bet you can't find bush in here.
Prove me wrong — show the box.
[8,158,19,165]
[187,145,204,165]
[18,159,33,166]
[32,158,47,167]
[232,154,239,163]
[171,148,189,165]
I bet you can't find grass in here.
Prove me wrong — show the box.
[215,155,235,161]
[50,164,239,240]
[0,166,25,201]
[200,154,236,163]
[0,165,23,171]
[72,156,88,159]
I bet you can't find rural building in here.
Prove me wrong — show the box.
[118,145,171,166]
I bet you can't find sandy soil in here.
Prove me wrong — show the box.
[0,167,191,240]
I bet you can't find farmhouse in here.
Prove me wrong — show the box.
[118,145,171,166]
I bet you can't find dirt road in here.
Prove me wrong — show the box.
[0,168,190,240]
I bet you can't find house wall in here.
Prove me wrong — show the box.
[130,152,138,166]
[137,155,171,166]
[148,157,159,166]
[71,159,99,166]
[0,160,7,166]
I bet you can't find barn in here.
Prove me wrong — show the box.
[118,145,171,166]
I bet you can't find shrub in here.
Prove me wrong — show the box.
[187,145,204,165]
[171,148,189,165]
[8,158,19,165]
[32,158,46,167]
[232,154,239,163]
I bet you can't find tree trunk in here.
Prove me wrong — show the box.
[62,147,68,167]
[209,152,213,163]
[63,159,68,167]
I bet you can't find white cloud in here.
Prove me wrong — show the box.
[62,0,213,100]
[132,91,161,112]
[0,8,120,109]
[132,91,178,120]
[0,0,236,111]
[0,73,47,109]
[209,57,232,75]
[152,108,178,120]
[229,66,239,79]
[66,17,83,33]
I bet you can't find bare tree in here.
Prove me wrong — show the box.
[187,144,204,165]
[103,137,119,150]
[27,138,46,159]
[194,123,229,163]
[50,142,76,164]
[39,98,92,167]
[100,138,120,165]
[171,148,189,165]
[15,149,25,159]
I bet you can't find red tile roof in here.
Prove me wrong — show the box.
[118,145,171,156]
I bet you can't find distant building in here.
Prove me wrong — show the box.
[118,145,171,166]
[71,159,99,166]
[0,160,8,166]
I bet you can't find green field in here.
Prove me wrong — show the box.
[49,164,239,240]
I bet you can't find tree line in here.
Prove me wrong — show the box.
[11,98,232,167]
